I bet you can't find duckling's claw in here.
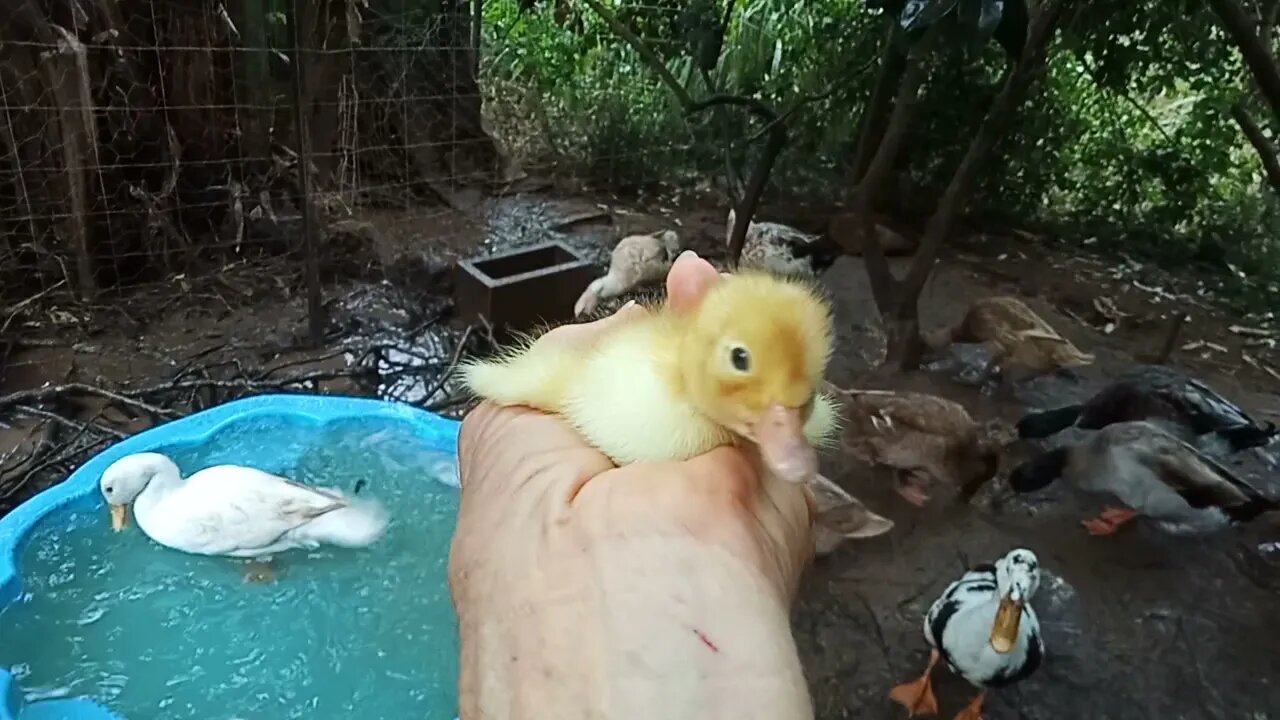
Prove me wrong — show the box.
[953,690,987,720]
[889,649,940,717]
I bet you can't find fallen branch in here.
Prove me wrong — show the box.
[417,325,475,407]
[13,404,126,440]
[0,382,179,419]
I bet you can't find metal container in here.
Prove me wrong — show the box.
[453,241,597,333]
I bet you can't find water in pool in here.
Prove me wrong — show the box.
[0,417,461,719]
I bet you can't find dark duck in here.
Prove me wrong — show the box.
[1016,364,1277,456]
[891,548,1044,720]
[1009,420,1280,536]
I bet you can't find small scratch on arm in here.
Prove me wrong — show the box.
[691,627,720,654]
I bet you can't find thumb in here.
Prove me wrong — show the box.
[666,251,723,314]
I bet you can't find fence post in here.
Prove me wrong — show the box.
[288,0,326,346]
[472,0,483,78]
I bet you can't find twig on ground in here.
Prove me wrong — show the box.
[13,404,127,439]
[417,325,475,407]
[0,280,69,335]
[0,382,178,418]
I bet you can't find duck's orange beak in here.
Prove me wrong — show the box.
[750,404,817,484]
[989,591,1023,654]
[109,503,129,532]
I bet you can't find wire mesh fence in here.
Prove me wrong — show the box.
[0,0,732,342]
[0,0,507,339]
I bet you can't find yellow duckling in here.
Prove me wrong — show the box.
[924,296,1094,385]
[462,267,839,485]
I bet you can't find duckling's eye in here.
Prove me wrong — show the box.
[729,346,751,372]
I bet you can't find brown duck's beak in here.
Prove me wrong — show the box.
[109,503,129,532]
[989,590,1024,654]
[749,403,817,484]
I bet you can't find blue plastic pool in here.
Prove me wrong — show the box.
[0,395,463,720]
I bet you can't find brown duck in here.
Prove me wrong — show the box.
[924,296,1094,383]
[827,384,1012,506]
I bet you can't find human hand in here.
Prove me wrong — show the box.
[448,251,817,719]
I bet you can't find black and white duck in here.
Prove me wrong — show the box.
[891,548,1044,720]
[1015,364,1277,456]
[726,208,840,277]
[1009,420,1280,536]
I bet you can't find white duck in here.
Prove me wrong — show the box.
[890,548,1045,720]
[100,452,389,582]
[726,208,840,277]
[573,229,681,317]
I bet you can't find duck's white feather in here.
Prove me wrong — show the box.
[728,209,827,277]
[109,454,389,559]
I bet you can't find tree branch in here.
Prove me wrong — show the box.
[580,0,694,109]
[1207,0,1280,122]
[899,0,1073,305]
[687,95,787,267]
[1230,101,1280,190]
[848,22,908,187]
[843,25,944,313]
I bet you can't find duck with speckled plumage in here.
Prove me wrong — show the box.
[890,548,1044,720]
[726,208,841,277]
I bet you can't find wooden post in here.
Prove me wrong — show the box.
[289,0,326,345]
[40,26,100,301]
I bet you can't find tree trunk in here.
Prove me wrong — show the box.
[1207,0,1280,121]
[1230,101,1280,191]
[847,24,906,187]
[888,0,1073,369]
[882,295,924,369]
[839,25,942,315]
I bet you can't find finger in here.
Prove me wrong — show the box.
[458,398,614,480]
[544,299,647,346]
[666,251,723,313]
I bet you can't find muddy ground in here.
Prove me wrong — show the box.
[2,193,1279,719]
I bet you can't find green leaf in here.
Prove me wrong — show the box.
[992,0,1027,60]
[901,0,960,32]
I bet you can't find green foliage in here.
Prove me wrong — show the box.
[482,0,1279,314]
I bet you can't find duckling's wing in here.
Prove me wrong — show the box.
[166,467,346,555]
[1127,427,1272,514]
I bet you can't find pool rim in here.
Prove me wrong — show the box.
[0,393,462,720]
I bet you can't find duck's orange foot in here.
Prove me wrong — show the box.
[952,691,986,720]
[1082,506,1139,536]
[896,484,932,508]
[889,649,940,717]
[1100,505,1139,523]
[242,559,277,584]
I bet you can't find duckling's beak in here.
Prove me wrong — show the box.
[109,503,129,532]
[989,589,1023,654]
[749,403,817,484]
